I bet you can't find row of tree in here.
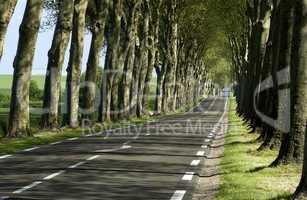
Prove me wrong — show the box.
[230,0,307,198]
[0,0,220,138]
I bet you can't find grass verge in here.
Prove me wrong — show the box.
[215,98,301,200]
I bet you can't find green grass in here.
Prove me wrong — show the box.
[0,74,66,90]
[215,98,301,200]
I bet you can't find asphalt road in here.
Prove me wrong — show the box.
[0,97,228,200]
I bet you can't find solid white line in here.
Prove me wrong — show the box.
[67,137,78,141]
[196,151,205,156]
[190,160,201,166]
[23,147,39,152]
[50,141,62,145]
[170,190,186,200]
[43,170,65,180]
[182,172,194,181]
[86,155,100,161]
[0,155,12,159]
[13,181,42,194]
[69,161,86,169]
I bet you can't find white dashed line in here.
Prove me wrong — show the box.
[182,172,194,181]
[13,181,42,194]
[23,147,39,152]
[43,170,65,180]
[67,137,78,141]
[205,139,211,142]
[50,141,62,145]
[121,145,132,149]
[0,155,12,159]
[69,161,86,169]
[170,190,186,200]
[190,160,200,166]
[201,145,208,149]
[196,151,205,156]
[146,133,151,136]
[86,155,100,161]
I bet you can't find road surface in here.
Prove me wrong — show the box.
[0,97,227,200]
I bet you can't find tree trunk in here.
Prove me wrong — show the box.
[64,0,88,128]
[82,0,108,121]
[99,0,121,122]
[142,0,162,113]
[136,0,150,117]
[7,0,43,137]
[272,0,305,166]
[291,0,307,198]
[41,0,74,129]
[162,0,177,113]
[118,1,140,118]
[0,0,17,61]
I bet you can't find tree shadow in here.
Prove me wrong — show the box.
[267,194,292,200]
[247,165,269,173]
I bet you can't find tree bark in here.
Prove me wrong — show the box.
[82,0,108,121]
[0,0,17,61]
[142,0,162,113]
[64,0,89,128]
[99,0,122,122]
[7,0,43,137]
[136,0,150,117]
[162,0,178,113]
[41,0,74,129]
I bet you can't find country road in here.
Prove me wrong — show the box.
[0,97,228,200]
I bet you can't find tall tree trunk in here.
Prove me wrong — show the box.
[7,0,43,137]
[272,0,305,166]
[82,0,108,121]
[118,0,140,119]
[154,53,164,114]
[291,0,307,198]
[136,0,150,117]
[142,0,162,113]
[0,0,17,61]
[162,0,178,113]
[64,0,89,128]
[99,0,122,122]
[41,0,74,129]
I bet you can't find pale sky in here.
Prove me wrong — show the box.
[0,0,95,75]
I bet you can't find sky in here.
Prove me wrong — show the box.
[0,0,95,75]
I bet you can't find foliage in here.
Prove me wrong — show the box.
[29,80,43,101]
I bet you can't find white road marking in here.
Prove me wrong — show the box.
[121,145,132,149]
[67,137,78,141]
[170,190,186,200]
[43,170,65,180]
[69,161,86,169]
[86,155,100,161]
[23,147,39,152]
[205,139,211,142]
[146,133,151,136]
[50,141,62,145]
[201,145,208,149]
[196,151,205,156]
[182,172,194,181]
[190,160,200,166]
[13,181,42,194]
[0,155,12,159]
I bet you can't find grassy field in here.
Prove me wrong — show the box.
[215,99,301,200]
